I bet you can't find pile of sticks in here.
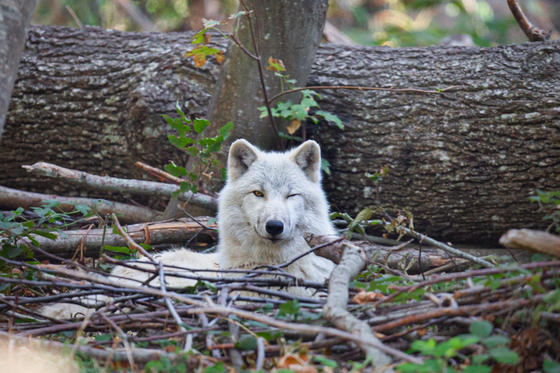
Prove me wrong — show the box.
[1,162,559,372]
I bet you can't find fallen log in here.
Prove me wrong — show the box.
[22,162,218,212]
[7,218,217,257]
[500,228,560,259]
[3,26,560,244]
[0,185,163,224]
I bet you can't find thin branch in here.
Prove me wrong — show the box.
[65,5,84,29]
[324,241,394,369]
[22,162,218,212]
[0,185,162,224]
[113,0,158,32]
[135,161,217,197]
[111,213,155,262]
[275,237,345,269]
[229,34,259,61]
[99,311,136,369]
[268,85,460,104]
[158,261,190,351]
[507,0,551,42]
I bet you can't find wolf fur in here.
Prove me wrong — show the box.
[41,140,337,319]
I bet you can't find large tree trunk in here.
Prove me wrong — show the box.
[2,26,560,244]
[205,0,328,150]
[0,0,37,140]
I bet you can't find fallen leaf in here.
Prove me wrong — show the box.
[215,51,225,63]
[352,289,386,304]
[286,119,301,135]
[203,33,212,44]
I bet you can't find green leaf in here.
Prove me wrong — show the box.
[544,358,560,373]
[94,334,112,342]
[164,162,188,178]
[104,246,131,255]
[234,335,257,351]
[313,355,337,368]
[218,122,233,140]
[469,320,493,338]
[316,110,344,129]
[193,118,210,134]
[6,245,23,258]
[33,231,58,240]
[321,158,331,175]
[191,29,206,44]
[482,335,510,348]
[278,299,301,320]
[255,330,282,341]
[489,347,519,365]
[472,354,490,364]
[204,362,226,373]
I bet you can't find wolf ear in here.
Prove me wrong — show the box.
[228,139,260,181]
[290,140,322,183]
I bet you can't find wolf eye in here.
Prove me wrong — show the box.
[287,194,299,198]
[252,191,264,197]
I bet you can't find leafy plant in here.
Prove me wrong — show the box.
[259,89,343,138]
[0,201,93,262]
[396,319,519,373]
[277,298,301,322]
[163,102,233,195]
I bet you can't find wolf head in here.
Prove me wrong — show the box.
[217,139,337,264]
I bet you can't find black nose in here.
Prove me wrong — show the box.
[265,220,284,236]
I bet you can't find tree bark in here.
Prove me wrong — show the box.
[205,0,328,150]
[0,0,37,140]
[2,26,560,244]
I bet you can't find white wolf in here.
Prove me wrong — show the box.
[41,140,337,318]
